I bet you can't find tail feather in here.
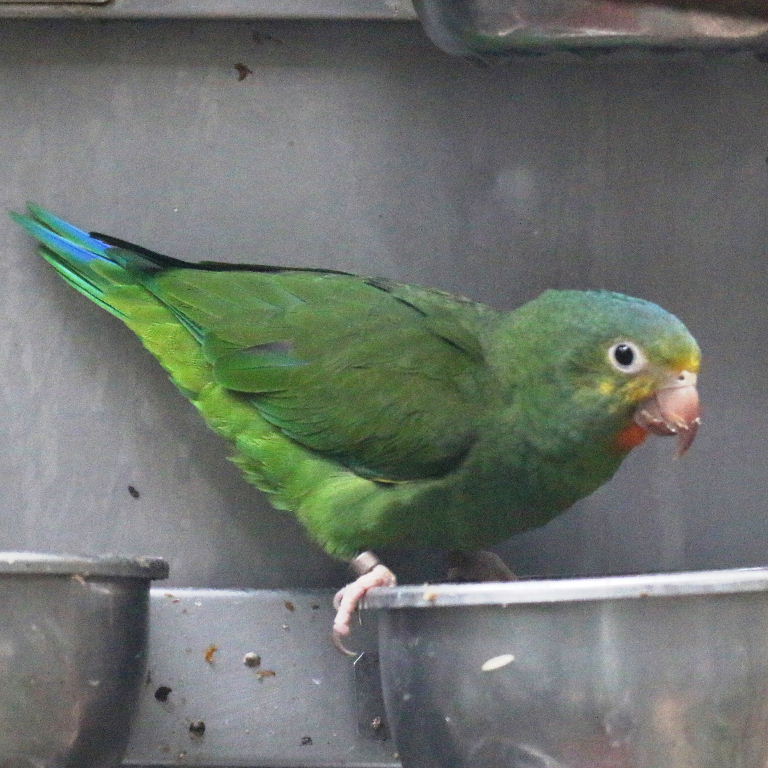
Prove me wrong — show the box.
[11,206,131,318]
[13,203,214,396]
[26,202,111,254]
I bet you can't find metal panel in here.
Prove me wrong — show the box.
[1,17,768,765]
[124,588,395,768]
[1,17,767,585]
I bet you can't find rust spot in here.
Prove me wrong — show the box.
[204,644,219,664]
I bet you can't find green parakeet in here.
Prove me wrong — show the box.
[12,204,701,645]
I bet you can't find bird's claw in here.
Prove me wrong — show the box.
[332,558,396,656]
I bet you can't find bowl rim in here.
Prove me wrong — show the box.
[0,551,168,579]
[361,567,768,610]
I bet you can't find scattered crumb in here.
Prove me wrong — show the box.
[481,653,515,672]
[284,600,295,612]
[71,574,87,585]
[189,720,206,738]
[422,588,439,602]
[252,30,284,45]
[256,669,276,680]
[300,736,313,746]
[243,652,261,668]
[371,716,384,731]
[234,63,253,81]
[311,603,320,610]
[281,624,289,631]
[128,485,140,499]
[204,644,219,664]
[154,685,172,702]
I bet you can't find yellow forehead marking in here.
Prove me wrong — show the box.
[676,354,701,374]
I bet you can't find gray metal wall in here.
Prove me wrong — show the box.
[1,19,767,592]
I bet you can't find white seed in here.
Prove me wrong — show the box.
[481,654,515,672]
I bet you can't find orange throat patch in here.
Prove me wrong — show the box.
[615,422,649,452]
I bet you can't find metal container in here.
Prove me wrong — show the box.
[0,552,168,768]
[413,0,768,57]
[364,568,768,768]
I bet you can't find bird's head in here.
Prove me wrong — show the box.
[508,290,701,455]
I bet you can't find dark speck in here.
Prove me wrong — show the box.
[128,485,140,499]
[234,63,253,81]
[252,30,284,45]
[154,685,172,702]
[284,600,295,612]
[300,736,313,746]
[189,720,206,737]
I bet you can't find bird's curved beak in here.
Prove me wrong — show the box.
[633,370,701,455]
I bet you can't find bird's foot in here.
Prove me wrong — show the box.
[446,549,519,583]
[332,551,396,657]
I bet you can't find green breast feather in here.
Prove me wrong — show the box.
[12,204,701,560]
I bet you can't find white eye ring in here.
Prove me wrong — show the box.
[608,341,647,374]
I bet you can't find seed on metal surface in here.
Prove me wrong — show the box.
[481,653,515,672]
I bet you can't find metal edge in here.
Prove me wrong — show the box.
[361,567,768,610]
[0,0,417,20]
[0,551,169,579]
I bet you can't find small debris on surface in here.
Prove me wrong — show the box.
[422,588,439,602]
[284,600,295,612]
[300,736,313,746]
[204,644,219,664]
[234,63,253,81]
[480,653,515,672]
[311,603,320,610]
[243,652,261,668]
[371,716,384,731]
[252,30,284,45]
[189,720,206,738]
[154,685,172,702]
[255,668,276,680]
[71,574,87,586]
[128,485,140,499]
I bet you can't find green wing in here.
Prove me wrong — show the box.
[147,268,494,481]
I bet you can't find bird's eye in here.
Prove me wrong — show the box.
[608,341,646,373]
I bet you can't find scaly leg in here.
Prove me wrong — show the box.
[332,551,396,656]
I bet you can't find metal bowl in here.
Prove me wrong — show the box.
[363,568,768,768]
[413,0,768,57]
[0,552,168,768]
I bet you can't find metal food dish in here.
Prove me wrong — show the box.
[0,551,168,768]
[413,0,768,57]
[364,568,768,768]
